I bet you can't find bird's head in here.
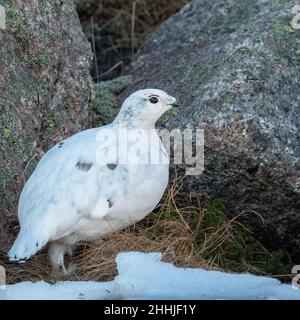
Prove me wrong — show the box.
[115,89,179,128]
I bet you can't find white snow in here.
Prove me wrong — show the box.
[114,252,300,300]
[0,252,299,300]
[0,281,114,300]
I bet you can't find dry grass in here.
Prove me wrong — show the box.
[1,180,217,284]
[72,181,216,282]
[3,179,290,285]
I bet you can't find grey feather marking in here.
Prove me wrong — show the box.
[107,163,117,170]
[107,199,113,208]
[76,161,93,171]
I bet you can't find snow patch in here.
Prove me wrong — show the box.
[0,252,299,300]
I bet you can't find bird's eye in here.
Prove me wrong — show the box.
[149,96,159,104]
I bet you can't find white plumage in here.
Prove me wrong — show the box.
[8,89,178,273]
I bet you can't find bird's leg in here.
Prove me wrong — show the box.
[48,242,74,276]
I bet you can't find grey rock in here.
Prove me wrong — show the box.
[123,0,300,258]
[0,0,93,247]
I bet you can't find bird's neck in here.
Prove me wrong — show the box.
[113,113,156,131]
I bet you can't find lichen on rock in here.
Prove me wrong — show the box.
[0,0,94,246]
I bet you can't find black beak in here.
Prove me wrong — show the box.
[171,102,180,108]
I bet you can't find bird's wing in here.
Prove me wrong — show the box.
[9,127,128,260]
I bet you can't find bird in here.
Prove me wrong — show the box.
[8,89,178,274]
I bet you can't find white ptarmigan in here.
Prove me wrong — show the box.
[8,89,178,273]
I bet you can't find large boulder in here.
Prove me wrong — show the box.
[0,0,93,247]
[124,0,300,258]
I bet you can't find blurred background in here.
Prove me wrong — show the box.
[76,0,188,80]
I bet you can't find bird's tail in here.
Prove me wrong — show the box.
[7,229,45,262]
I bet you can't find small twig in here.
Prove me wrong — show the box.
[131,1,137,54]
[24,153,38,177]
[93,61,123,81]
[91,16,99,83]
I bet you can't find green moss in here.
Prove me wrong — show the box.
[224,0,255,32]
[202,199,226,229]
[174,61,218,86]
[10,56,19,65]
[198,63,219,83]
[6,69,50,103]
[224,47,262,79]
[0,111,16,135]
[37,79,51,98]
[4,73,18,101]
[268,17,300,67]
[0,109,25,207]
[0,167,15,190]
[5,70,38,104]
[0,110,27,157]
[150,228,164,239]
[273,19,295,36]
[225,47,259,64]
[173,62,219,96]
[193,199,291,275]
[2,127,12,139]
[34,22,48,41]
[0,166,17,207]
[236,47,254,57]
[222,91,236,104]
[4,2,31,42]
[230,0,253,21]
[263,250,287,274]
[42,110,68,145]
[5,3,23,28]
[270,0,285,11]
[43,112,61,129]
[92,76,132,126]
[161,107,180,125]
[251,33,264,44]
[254,102,269,117]
[25,53,48,69]
[13,141,25,156]
[42,3,53,15]
[42,112,60,137]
